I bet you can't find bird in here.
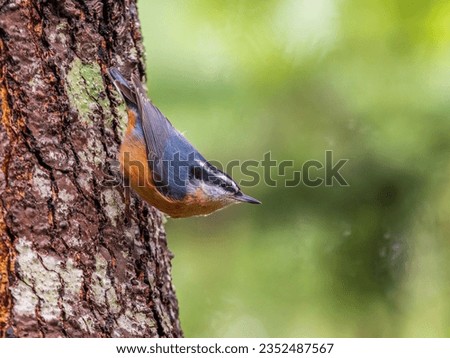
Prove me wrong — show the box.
[108,67,260,218]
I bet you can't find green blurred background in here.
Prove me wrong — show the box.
[137,0,450,337]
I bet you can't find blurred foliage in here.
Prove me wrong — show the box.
[137,0,450,337]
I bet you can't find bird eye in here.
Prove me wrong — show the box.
[190,166,206,181]
[225,184,238,193]
[216,179,238,193]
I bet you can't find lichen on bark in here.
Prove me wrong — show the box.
[65,58,113,126]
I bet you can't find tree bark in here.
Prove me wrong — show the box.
[0,0,182,337]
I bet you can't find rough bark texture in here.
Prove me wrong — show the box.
[0,0,182,337]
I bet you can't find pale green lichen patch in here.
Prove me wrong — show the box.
[101,188,124,227]
[65,58,112,125]
[47,22,68,47]
[91,253,120,313]
[12,239,61,321]
[13,238,44,288]
[81,136,106,167]
[56,22,68,32]
[59,259,83,315]
[76,134,106,191]
[10,281,38,317]
[57,187,76,217]
[106,288,121,314]
[78,315,96,334]
[32,166,51,199]
[113,309,154,337]
[11,239,83,322]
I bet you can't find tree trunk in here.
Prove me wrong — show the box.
[0,0,182,337]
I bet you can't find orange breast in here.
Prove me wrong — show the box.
[119,120,228,218]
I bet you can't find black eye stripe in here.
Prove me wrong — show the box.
[190,164,239,193]
[222,183,237,193]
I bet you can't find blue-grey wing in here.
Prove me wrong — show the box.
[131,75,172,166]
[131,74,182,196]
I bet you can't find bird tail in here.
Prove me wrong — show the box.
[108,67,137,107]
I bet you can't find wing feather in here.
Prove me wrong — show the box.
[131,75,173,181]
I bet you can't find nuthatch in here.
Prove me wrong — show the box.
[108,67,260,218]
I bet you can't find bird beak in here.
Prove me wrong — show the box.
[234,192,261,204]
